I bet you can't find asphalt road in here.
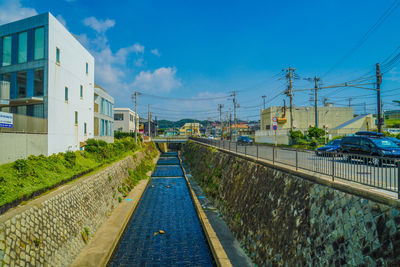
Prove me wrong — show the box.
[211,140,399,193]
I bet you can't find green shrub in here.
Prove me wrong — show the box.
[307,127,326,138]
[290,130,304,140]
[64,151,77,168]
[0,137,154,208]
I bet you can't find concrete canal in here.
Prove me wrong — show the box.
[108,151,216,266]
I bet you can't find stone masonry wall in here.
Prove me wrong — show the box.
[0,150,152,267]
[183,141,400,266]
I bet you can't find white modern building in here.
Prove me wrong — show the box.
[114,108,138,133]
[0,12,94,164]
[94,84,114,143]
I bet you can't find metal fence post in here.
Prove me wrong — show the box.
[245,145,247,156]
[236,142,238,153]
[273,146,275,164]
[296,149,298,170]
[398,161,400,199]
[332,155,335,181]
[256,145,259,160]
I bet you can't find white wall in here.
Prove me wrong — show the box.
[0,133,47,164]
[113,108,138,133]
[47,14,94,154]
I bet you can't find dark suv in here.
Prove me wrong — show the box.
[339,132,400,165]
[237,135,253,145]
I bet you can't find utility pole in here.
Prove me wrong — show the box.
[262,95,266,110]
[218,104,223,139]
[229,112,232,140]
[147,104,150,137]
[134,91,138,143]
[233,91,239,141]
[284,67,295,131]
[313,76,320,128]
[376,63,382,133]
[348,97,352,107]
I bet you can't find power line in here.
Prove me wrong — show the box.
[138,92,232,101]
[323,0,400,78]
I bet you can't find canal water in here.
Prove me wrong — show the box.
[108,152,216,266]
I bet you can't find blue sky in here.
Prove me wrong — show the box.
[1,0,400,121]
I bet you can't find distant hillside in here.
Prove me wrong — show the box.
[157,119,259,129]
[157,119,212,129]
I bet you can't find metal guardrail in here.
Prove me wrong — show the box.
[190,137,400,198]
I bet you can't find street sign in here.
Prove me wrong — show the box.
[272,117,277,122]
[272,121,278,126]
[0,112,13,128]
[273,125,277,131]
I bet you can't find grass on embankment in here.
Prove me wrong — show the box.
[0,138,151,208]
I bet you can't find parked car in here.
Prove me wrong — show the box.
[385,137,400,146]
[315,139,342,156]
[237,135,253,145]
[339,132,400,165]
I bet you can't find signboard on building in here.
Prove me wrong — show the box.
[0,112,13,128]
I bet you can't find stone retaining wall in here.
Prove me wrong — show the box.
[183,141,400,266]
[0,150,152,267]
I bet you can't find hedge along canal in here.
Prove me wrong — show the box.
[108,151,218,266]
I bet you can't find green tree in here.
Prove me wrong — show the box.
[307,127,326,138]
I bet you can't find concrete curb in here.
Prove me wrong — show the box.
[71,153,160,267]
[191,140,400,209]
[178,153,233,267]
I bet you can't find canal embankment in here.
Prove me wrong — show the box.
[183,140,400,266]
[0,142,159,267]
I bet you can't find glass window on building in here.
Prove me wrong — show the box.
[130,114,133,121]
[75,111,78,124]
[34,27,44,60]
[100,119,104,136]
[17,71,27,98]
[2,73,11,82]
[80,85,83,98]
[86,62,88,75]
[84,122,87,135]
[65,87,68,101]
[114,113,123,121]
[2,36,11,66]
[56,47,60,64]
[18,32,27,63]
[34,69,44,96]
[100,98,104,114]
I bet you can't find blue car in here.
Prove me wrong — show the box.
[315,139,342,156]
[385,137,400,146]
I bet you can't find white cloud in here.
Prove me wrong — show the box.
[133,67,181,93]
[151,49,161,57]
[134,58,144,67]
[0,0,37,25]
[56,14,67,27]
[83,16,115,33]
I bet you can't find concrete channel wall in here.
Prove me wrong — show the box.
[0,150,153,267]
[183,141,400,266]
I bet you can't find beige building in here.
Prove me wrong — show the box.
[256,104,354,144]
[260,104,354,131]
[179,123,200,136]
[330,114,376,136]
[113,108,139,133]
